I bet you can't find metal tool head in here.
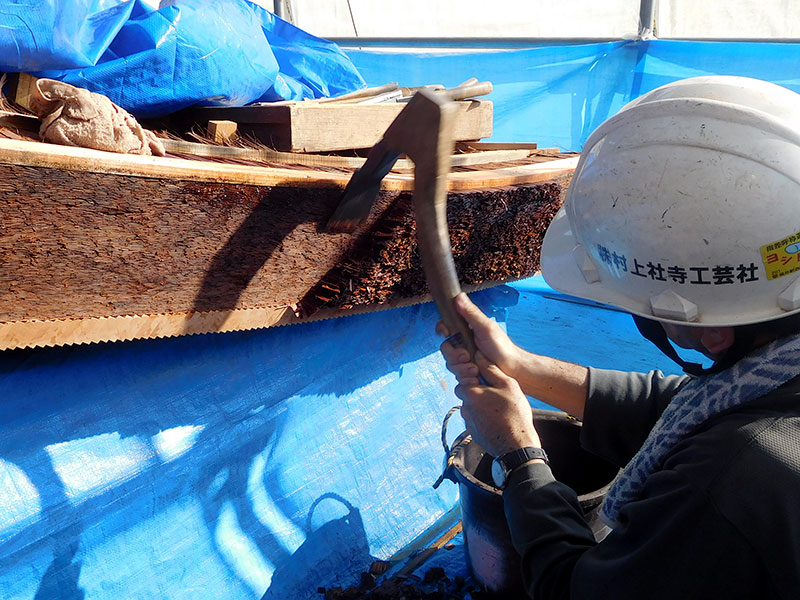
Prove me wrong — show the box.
[325,145,400,233]
[325,82,492,234]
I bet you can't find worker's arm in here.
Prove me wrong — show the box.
[454,352,543,456]
[454,352,760,599]
[581,367,688,466]
[438,293,590,418]
[498,375,763,599]
[504,461,765,600]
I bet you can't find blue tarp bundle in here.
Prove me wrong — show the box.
[0,0,365,116]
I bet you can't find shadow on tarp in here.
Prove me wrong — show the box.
[0,286,514,599]
[262,493,375,599]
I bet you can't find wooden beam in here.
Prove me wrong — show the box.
[0,142,571,349]
[185,100,493,152]
[207,120,238,143]
[10,72,38,111]
[0,137,575,191]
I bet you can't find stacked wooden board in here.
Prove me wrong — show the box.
[178,98,493,153]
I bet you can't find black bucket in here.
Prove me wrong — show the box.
[437,408,618,596]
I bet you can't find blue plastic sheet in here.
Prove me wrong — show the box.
[0,282,685,600]
[0,0,365,116]
[347,39,800,151]
[1,37,797,599]
[0,0,134,72]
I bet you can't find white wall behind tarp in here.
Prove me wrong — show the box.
[656,0,800,38]
[274,0,642,39]
[266,0,800,41]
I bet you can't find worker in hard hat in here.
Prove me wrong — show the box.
[438,76,800,599]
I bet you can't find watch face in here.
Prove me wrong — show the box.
[491,458,505,488]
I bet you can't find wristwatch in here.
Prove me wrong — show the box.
[491,447,549,489]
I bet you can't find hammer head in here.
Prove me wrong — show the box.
[325,147,400,233]
[325,88,452,233]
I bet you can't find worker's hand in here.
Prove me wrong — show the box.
[456,351,541,457]
[437,293,522,384]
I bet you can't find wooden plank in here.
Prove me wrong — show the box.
[388,156,579,191]
[186,100,493,152]
[448,156,578,189]
[207,120,237,143]
[528,147,563,156]
[0,138,573,191]
[288,100,491,152]
[190,103,292,124]
[459,141,540,151]
[0,137,354,188]
[160,137,534,171]
[461,142,564,157]
[10,72,38,111]
[0,279,508,350]
[450,148,533,166]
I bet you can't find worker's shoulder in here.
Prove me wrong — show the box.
[681,395,800,596]
[666,387,800,497]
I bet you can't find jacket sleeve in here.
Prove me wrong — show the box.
[503,462,763,600]
[579,368,689,467]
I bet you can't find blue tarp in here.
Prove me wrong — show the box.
[0,0,365,116]
[347,39,800,150]
[0,281,691,599]
[0,36,795,599]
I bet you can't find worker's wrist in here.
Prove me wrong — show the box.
[504,458,546,484]
[501,344,528,383]
[493,434,542,458]
[517,458,546,469]
[505,458,551,490]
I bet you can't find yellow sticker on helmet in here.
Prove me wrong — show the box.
[761,231,800,280]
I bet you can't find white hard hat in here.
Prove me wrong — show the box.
[541,76,800,327]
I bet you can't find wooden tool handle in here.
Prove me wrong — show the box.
[441,81,493,102]
[318,82,400,103]
[381,90,478,359]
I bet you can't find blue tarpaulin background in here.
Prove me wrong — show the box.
[0,282,686,599]
[347,39,800,150]
[0,33,797,599]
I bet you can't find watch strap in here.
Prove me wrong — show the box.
[500,446,549,472]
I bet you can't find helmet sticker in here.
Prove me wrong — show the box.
[761,231,800,280]
[597,244,761,285]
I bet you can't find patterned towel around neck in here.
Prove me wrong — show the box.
[600,332,800,527]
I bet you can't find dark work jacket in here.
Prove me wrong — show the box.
[503,368,800,600]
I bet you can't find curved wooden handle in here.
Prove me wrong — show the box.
[413,148,478,360]
[373,88,479,361]
[380,90,477,359]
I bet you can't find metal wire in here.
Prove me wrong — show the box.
[346,0,359,37]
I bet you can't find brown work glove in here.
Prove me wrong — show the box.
[29,78,165,156]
